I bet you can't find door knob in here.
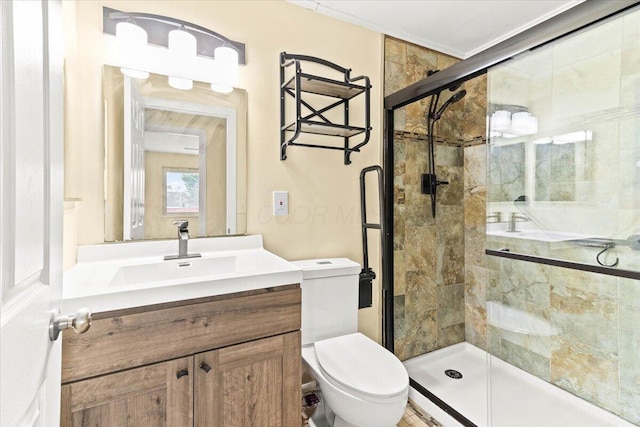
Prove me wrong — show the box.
[49,308,92,341]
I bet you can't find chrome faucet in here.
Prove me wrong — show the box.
[164,220,201,260]
[507,212,529,232]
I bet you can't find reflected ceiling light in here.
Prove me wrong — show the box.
[553,130,592,144]
[489,106,538,138]
[490,110,511,132]
[211,46,239,94]
[168,27,196,90]
[511,112,538,135]
[116,21,149,80]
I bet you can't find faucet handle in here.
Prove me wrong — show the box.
[510,212,529,220]
[487,212,502,222]
[173,220,189,231]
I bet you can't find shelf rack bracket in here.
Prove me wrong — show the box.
[279,52,372,165]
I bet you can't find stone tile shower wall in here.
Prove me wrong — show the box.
[486,236,640,424]
[464,143,488,350]
[384,37,488,360]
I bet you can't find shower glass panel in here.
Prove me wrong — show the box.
[486,7,640,426]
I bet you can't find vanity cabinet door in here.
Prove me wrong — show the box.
[194,331,301,427]
[61,356,193,427]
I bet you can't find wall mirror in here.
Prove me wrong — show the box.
[488,141,525,203]
[488,137,593,204]
[533,138,592,202]
[103,65,247,241]
[485,11,640,266]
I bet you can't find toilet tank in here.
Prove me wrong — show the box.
[291,258,361,346]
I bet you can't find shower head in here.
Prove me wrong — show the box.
[433,89,467,120]
[449,89,467,103]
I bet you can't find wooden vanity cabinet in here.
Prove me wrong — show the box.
[194,333,300,426]
[60,285,301,427]
[61,356,193,425]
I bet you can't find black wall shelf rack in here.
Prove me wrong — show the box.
[280,52,371,165]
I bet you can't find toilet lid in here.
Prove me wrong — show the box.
[314,333,408,399]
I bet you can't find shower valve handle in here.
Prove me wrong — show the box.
[421,173,448,195]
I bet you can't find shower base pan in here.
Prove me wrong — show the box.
[404,342,634,427]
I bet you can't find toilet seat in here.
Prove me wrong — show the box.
[314,333,408,401]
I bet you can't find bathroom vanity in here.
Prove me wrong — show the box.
[60,236,302,426]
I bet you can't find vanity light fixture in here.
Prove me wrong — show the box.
[103,7,246,92]
[115,20,149,80]
[211,46,239,93]
[489,105,538,138]
[491,110,511,132]
[511,112,538,135]
[168,26,197,90]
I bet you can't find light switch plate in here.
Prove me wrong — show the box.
[273,191,288,216]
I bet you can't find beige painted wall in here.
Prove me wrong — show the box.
[63,0,384,342]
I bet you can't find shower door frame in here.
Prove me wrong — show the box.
[382,1,640,425]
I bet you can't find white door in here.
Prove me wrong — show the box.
[1,1,65,426]
[123,76,146,240]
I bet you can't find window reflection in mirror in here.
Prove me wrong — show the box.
[164,169,200,215]
[103,66,247,241]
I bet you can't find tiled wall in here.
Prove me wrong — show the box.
[384,36,488,360]
[487,143,525,203]
[486,234,640,424]
[464,143,488,350]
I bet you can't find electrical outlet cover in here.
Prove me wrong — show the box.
[273,191,288,216]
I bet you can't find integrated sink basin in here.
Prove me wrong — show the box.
[108,255,254,287]
[63,235,302,313]
[487,229,585,242]
[486,223,588,242]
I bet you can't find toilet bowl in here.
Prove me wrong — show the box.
[303,333,408,427]
[292,259,409,427]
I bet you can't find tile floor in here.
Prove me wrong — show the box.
[399,400,443,427]
[301,393,442,427]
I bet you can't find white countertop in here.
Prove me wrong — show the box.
[63,235,302,313]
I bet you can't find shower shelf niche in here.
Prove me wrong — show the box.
[279,52,371,165]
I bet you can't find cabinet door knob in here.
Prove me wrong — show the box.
[176,369,189,379]
[200,362,212,373]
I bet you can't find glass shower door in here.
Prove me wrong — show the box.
[486,6,640,426]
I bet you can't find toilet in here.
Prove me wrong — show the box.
[292,258,409,427]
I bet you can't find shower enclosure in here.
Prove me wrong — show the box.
[485,7,640,425]
[384,2,640,426]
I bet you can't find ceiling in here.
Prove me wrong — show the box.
[290,0,584,59]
